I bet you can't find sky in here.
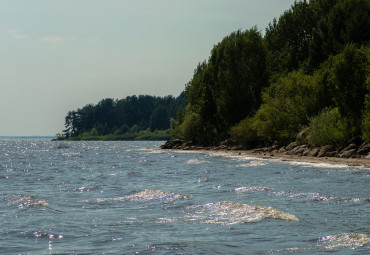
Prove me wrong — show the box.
[0,0,294,136]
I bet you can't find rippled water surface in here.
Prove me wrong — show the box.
[1,139,369,254]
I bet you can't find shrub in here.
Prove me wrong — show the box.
[180,111,204,144]
[229,117,260,148]
[250,71,320,145]
[362,77,370,142]
[306,107,354,148]
[362,111,370,142]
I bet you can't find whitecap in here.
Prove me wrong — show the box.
[317,233,370,249]
[286,161,350,169]
[186,159,211,164]
[149,149,165,154]
[179,201,298,225]
[236,160,267,167]
[87,189,193,203]
[234,186,273,192]
[284,191,361,202]
[7,195,48,208]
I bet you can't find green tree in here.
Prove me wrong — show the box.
[362,77,370,142]
[150,106,169,131]
[264,0,336,75]
[182,61,217,144]
[317,44,369,133]
[210,28,268,130]
[62,93,185,138]
[309,0,370,68]
[180,111,206,144]
[179,28,269,144]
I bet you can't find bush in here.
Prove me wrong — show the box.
[229,117,259,148]
[135,129,171,140]
[250,71,320,145]
[362,77,370,142]
[180,111,204,144]
[306,107,354,148]
[362,111,370,142]
[90,128,99,136]
[169,108,185,138]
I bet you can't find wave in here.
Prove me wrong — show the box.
[271,233,370,253]
[285,160,351,169]
[274,190,361,203]
[236,160,267,167]
[186,159,211,164]
[317,233,370,250]
[7,195,48,208]
[122,189,193,202]
[158,201,298,225]
[234,186,273,192]
[82,189,193,203]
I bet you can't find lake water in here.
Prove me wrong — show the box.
[1,139,369,254]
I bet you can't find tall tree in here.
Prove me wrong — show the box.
[309,0,370,68]
[210,28,269,131]
[179,28,269,144]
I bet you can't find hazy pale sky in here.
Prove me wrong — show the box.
[0,0,294,136]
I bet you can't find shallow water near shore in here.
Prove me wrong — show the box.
[1,139,369,254]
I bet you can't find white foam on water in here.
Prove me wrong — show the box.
[85,189,193,203]
[276,191,362,203]
[203,150,370,170]
[7,195,49,208]
[236,160,267,167]
[317,233,370,250]
[61,152,80,157]
[123,189,192,202]
[158,201,299,225]
[269,233,370,253]
[149,149,165,154]
[234,186,273,192]
[186,159,211,164]
[285,160,350,169]
[208,151,260,162]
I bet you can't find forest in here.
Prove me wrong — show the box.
[170,0,370,148]
[60,93,185,140]
[62,0,369,147]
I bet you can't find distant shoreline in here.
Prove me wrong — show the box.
[0,136,56,139]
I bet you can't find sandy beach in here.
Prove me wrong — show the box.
[163,147,370,170]
[161,139,370,169]
[239,149,370,169]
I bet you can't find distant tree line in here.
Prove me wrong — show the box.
[170,0,370,148]
[62,93,186,139]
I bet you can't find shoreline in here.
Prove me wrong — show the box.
[167,148,370,169]
[161,140,370,169]
[240,149,370,169]
[166,148,370,169]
